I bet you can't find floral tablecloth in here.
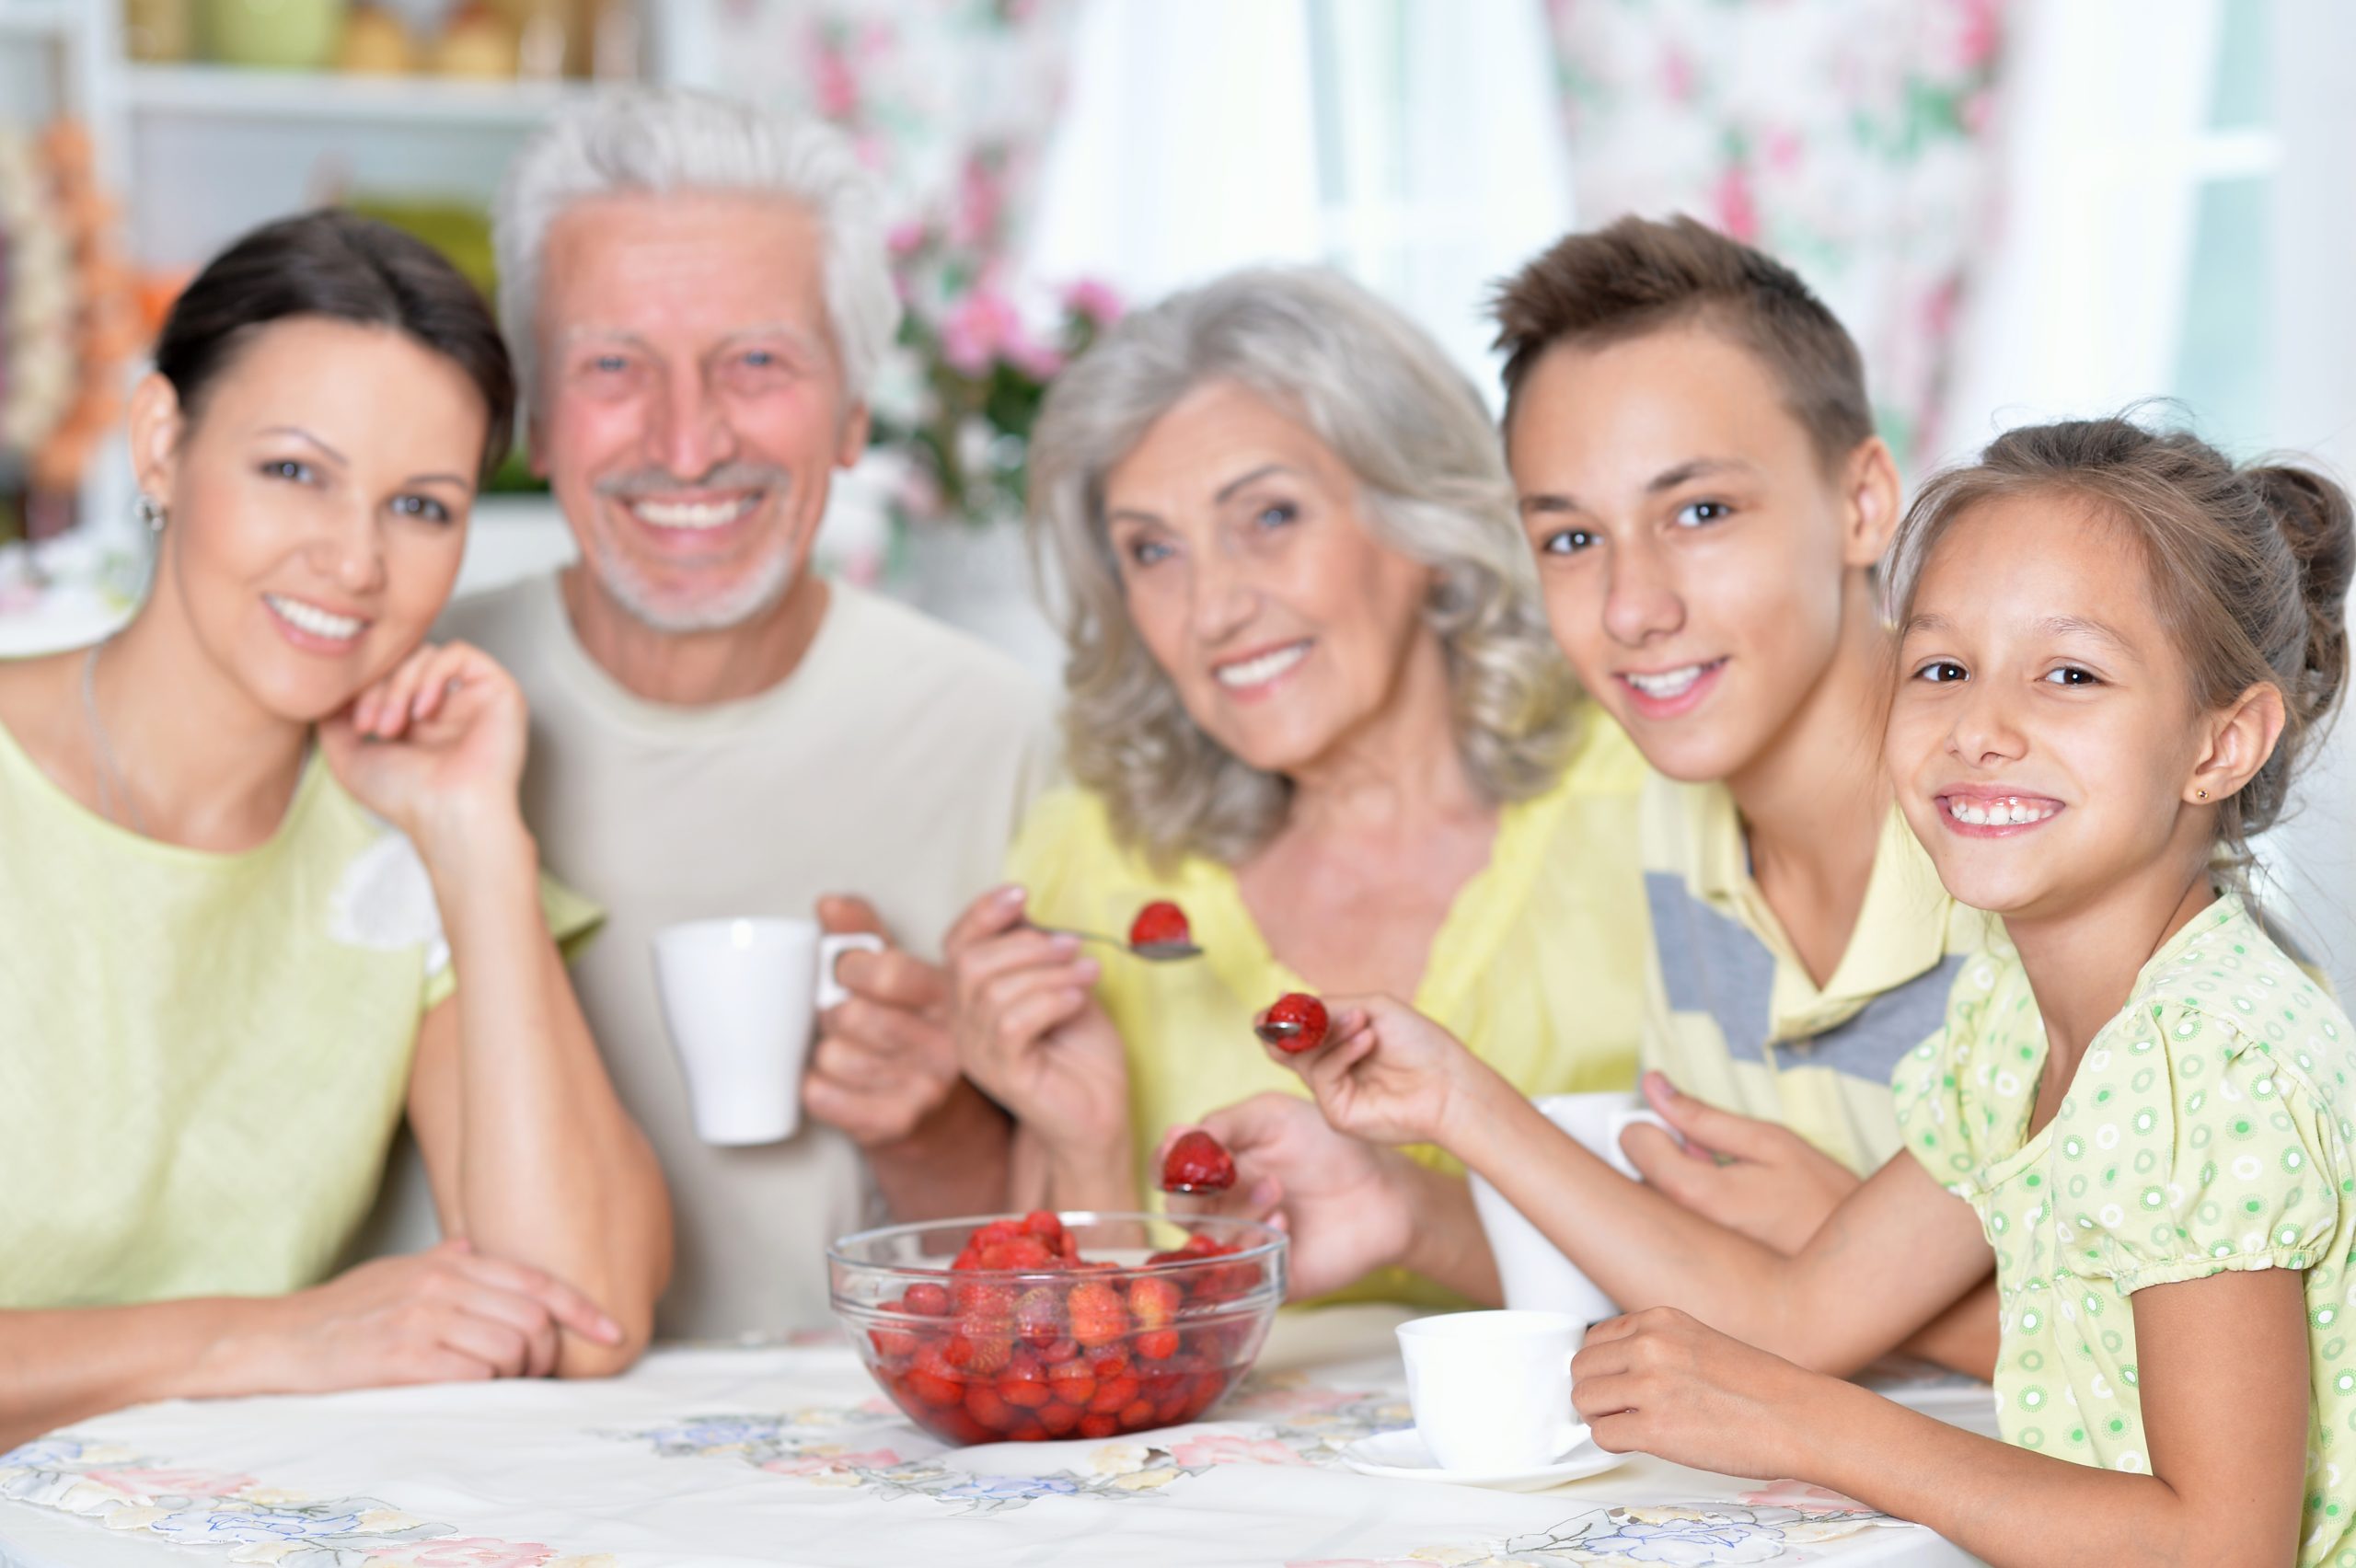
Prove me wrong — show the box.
[0,1307,1992,1568]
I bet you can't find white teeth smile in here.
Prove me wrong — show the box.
[264,594,366,641]
[1215,641,1310,689]
[628,496,758,529]
[1945,795,2061,827]
[1623,660,1721,698]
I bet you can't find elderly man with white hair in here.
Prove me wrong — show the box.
[436,89,1053,1337]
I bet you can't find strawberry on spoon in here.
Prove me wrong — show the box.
[1161,1129,1238,1194]
[1253,992,1329,1053]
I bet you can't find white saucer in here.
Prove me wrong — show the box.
[1336,1426,1630,1491]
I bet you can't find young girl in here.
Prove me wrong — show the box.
[1271,417,2354,1565]
[0,211,670,1447]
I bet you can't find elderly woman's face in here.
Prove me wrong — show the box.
[1103,380,1436,778]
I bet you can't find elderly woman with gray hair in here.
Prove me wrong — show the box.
[941,268,1650,1304]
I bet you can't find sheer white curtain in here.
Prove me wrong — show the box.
[1021,0,1570,398]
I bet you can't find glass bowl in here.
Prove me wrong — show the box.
[828,1210,1287,1446]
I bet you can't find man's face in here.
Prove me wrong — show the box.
[532,190,868,632]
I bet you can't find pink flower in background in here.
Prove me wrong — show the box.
[813,46,860,120]
[952,154,1009,250]
[886,220,929,259]
[1166,1433,1310,1469]
[1660,43,1697,103]
[941,288,1022,375]
[1955,0,2002,69]
[1062,278,1123,328]
[1004,329,1064,381]
[1763,127,1804,176]
[1712,165,1761,242]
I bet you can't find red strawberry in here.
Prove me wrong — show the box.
[1088,1374,1142,1413]
[1117,1398,1155,1429]
[1079,1412,1119,1439]
[1160,1130,1237,1193]
[904,1282,953,1317]
[977,1237,1057,1271]
[964,1382,1014,1431]
[1128,901,1190,949]
[1263,992,1328,1053]
[1128,1275,1180,1330]
[1047,1358,1096,1407]
[1134,1328,1180,1361]
[907,1344,964,1406]
[999,1354,1052,1409]
[1015,1286,1063,1349]
[973,1218,1024,1248]
[1038,1401,1082,1436]
[1021,1209,1065,1240]
[946,1331,1012,1376]
[1068,1280,1130,1347]
[955,1279,1017,1321]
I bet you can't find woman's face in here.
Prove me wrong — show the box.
[136,316,488,724]
[1886,493,2219,923]
[1102,379,1438,778]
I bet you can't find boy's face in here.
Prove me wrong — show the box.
[1507,325,1889,785]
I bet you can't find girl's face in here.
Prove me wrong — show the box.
[1887,493,2224,922]
[1102,379,1438,778]
[135,316,487,724]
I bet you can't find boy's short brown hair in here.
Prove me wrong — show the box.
[1493,214,1874,472]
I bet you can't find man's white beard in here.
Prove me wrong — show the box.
[596,536,803,634]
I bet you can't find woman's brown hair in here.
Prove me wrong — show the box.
[1881,414,2353,869]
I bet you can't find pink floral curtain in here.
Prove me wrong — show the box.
[706,0,1079,318]
[1542,0,2006,468]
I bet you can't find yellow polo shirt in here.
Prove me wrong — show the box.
[1007,712,1652,1301]
[1638,777,1997,1175]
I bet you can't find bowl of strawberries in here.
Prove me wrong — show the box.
[828,1209,1287,1446]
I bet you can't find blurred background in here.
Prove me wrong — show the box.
[3,0,2351,978]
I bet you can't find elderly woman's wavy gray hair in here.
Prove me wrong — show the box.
[493,87,899,415]
[1029,267,1583,868]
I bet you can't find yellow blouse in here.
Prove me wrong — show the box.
[0,709,599,1310]
[1005,712,1651,1301]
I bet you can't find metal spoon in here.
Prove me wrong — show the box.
[1253,1016,1304,1047]
[1025,921,1204,963]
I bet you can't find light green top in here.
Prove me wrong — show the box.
[1894,895,2356,1565]
[0,712,599,1309]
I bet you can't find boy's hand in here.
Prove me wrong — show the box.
[1260,995,1494,1149]
[1619,1072,1862,1255]
[1158,1093,1420,1299]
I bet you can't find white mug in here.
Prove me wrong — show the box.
[1469,1091,1676,1320]
[650,917,884,1146]
[1397,1309,1587,1472]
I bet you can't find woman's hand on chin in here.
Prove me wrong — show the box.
[321,640,530,859]
[1160,1093,1419,1298]
[944,884,1130,1156]
[199,1239,624,1397]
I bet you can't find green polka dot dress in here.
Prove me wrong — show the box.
[1893,894,2356,1566]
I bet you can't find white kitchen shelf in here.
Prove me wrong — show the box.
[121,62,604,127]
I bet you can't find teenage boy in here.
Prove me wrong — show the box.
[1191,217,1995,1369]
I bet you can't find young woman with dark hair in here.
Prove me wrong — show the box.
[0,210,670,1445]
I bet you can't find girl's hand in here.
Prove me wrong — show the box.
[946,886,1129,1156]
[1572,1306,1836,1480]
[1158,1093,1420,1298]
[320,640,528,856]
[203,1240,623,1396]
[1264,994,1490,1149]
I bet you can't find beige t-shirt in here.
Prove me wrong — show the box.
[431,572,1057,1337]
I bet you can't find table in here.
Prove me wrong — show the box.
[0,1308,1993,1568]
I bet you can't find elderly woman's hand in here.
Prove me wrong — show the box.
[1159,1094,1421,1298]
[945,885,1131,1168]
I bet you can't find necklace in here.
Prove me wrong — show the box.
[81,643,151,836]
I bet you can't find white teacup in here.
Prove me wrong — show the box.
[651,917,884,1146]
[1397,1309,1587,1472]
[1469,1091,1675,1320]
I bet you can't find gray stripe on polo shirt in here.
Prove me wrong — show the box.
[1646,869,1962,1082]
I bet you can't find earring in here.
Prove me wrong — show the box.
[133,492,166,534]
[2196,788,2209,801]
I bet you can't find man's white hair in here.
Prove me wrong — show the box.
[493,87,899,413]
